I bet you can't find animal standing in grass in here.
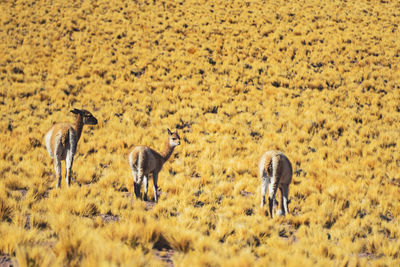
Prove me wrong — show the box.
[45,109,98,188]
[129,129,180,202]
[259,150,292,218]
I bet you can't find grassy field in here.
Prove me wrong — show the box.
[1,0,400,266]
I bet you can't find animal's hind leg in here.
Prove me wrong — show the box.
[54,158,62,188]
[134,178,142,200]
[65,151,74,187]
[277,186,284,216]
[134,182,141,199]
[260,176,268,208]
[135,173,144,200]
[143,176,149,201]
[130,165,141,200]
[268,181,278,218]
[281,185,289,215]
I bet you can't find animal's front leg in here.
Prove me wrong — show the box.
[153,172,159,202]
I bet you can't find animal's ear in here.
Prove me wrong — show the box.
[70,108,81,114]
[167,128,172,135]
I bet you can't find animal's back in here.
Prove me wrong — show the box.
[278,152,292,185]
[129,146,159,175]
[259,150,292,185]
[45,123,76,160]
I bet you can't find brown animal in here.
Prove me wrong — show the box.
[128,129,180,202]
[259,150,292,218]
[45,109,98,188]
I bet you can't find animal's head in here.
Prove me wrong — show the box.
[71,109,98,125]
[167,128,180,147]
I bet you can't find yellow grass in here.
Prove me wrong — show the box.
[1,0,400,266]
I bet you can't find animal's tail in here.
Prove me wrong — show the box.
[271,154,282,197]
[137,150,145,184]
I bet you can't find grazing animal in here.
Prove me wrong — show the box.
[259,150,292,218]
[128,129,180,202]
[45,109,98,188]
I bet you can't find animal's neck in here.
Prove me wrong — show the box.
[75,114,84,142]
[160,140,175,163]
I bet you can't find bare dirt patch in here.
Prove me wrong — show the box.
[153,249,174,267]
[0,254,17,267]
[99,214,119,223]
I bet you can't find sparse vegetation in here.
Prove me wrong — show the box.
[1,0,400,266]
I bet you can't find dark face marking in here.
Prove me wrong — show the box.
[81,110,98,125]
[71,109,98,125]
